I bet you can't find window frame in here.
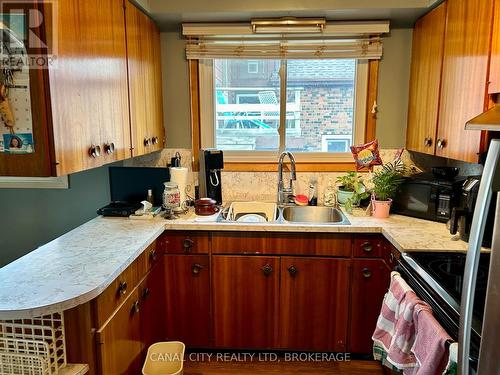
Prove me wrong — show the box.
[190,59,379,172]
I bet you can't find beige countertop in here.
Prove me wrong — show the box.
[0,209,473,319]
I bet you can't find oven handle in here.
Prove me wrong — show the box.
[459,139,500,375]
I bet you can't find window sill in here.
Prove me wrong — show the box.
[223,161,356,172]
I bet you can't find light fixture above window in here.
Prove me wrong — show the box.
[251,17,326,34]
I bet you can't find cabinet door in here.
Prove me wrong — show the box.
[489,0,500,94]
[279,257,350,351]
[406,3,446,155]
[48,0,130,175]
[436,0,494,162]
[164,255,210,347]
[126,1,164,156]
[213,255,280,349]
[350,259,390,353]
[97,288,142,375]
[140,259,166,352]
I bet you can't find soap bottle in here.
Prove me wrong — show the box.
[324,179,336,207]
[308,178,318,206]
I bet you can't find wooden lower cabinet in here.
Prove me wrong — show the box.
[164,255,211,347]
[212,255,280,349]
[140,257,166,352]
[349,259,391,353]
[279,257,350,351]
[96,288,142,375]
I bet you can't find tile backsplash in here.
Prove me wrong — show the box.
[125,148,423,204]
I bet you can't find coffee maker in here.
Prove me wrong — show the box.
[199,149,224,205]
[450,176,497,247]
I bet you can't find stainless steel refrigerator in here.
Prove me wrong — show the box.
[459,108,500,374]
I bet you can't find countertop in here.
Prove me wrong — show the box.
[0,210,473,319]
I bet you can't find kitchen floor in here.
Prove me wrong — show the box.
[183,358,385,374]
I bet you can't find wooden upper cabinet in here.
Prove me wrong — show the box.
[489,0,500,94]
[125,1,164,157]
[48,0,131,175]
[279,257,350,351]
[406,3,446,155]
[436,0,494,162]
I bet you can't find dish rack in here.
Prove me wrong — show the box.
[0,312,67,375]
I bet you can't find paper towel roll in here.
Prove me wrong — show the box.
[170,167,189,209]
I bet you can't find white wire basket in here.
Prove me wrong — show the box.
[0,313,66,375]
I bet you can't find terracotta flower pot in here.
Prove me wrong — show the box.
[372,197,392,219]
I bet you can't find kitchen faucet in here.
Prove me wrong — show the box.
[277,151,296,206]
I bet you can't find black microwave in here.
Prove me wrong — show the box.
[392,173,466,222]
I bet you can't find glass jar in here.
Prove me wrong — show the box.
[163,182,180,211]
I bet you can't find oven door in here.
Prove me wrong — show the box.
[396,255,480,371]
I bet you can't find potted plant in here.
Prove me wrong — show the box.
[336,172,369,212]
[371,160,405,218]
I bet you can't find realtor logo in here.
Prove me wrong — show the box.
[0,0,58,69]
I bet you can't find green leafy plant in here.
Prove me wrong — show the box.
[337,172,370,213]
[371,160,406,201]
[336,172,364,192]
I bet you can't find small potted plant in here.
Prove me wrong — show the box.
[336,172,369,212]
[371,160,405,218]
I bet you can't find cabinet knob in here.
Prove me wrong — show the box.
[131,300,140,314]
[361,242,373,253]
[104,142,115,154]
[423,137,433,147]
[149,249,157,262]
[262,264,273,276]
[437,138,447,149]
[183,239,195,253]
[89,144,101,158]
[152,136,159,145]
[142,287,151,299]
[144,138,152,147]
[362,268,372,278]
[287,265,298,277]
[118,281,127,295]
[192,263,204,275]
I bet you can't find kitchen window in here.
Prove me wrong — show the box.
[183,20,388,168]
[199,58,368,162]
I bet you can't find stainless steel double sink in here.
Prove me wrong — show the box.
[219,205,351,225]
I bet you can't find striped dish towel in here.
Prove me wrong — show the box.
[372,271,427,370]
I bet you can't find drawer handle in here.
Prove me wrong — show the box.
[149,249,157,262]
[89,144,101,158]
[437,138,447,149]
[152,136,159,145]
[390,252,395,263]
[131,300,140,314]
[362,268,372,278]
[361,242,373,253]
[423,137,433,147]
[287,265,298,277]
[104,142,115,154]
[262,264,273,277]
[118,281,127,296]
[142,287,151,299]
[144,138,152,147]
[192,263,204,275]
[183,239,195,253]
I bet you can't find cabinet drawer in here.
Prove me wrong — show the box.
[160,231,210,254]
[353,236,384,258]
[137,240,159,280]
[212,232,351,256]
[95,259,139,329]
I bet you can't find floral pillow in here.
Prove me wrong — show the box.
[350,139,383,171]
